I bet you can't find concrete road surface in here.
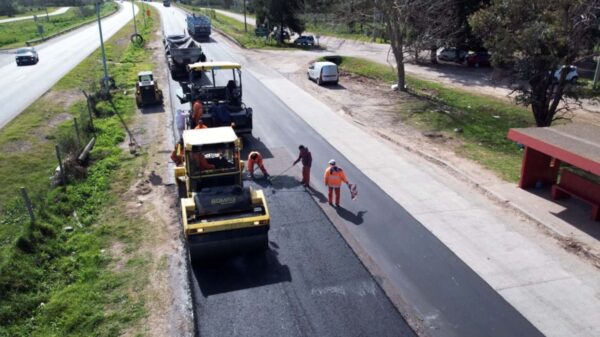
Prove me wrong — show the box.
[0,2,137,129]
[0,7,70,24]
[154,4,544,337]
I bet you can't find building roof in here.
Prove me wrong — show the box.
[507,123,600,175]
[183,127,238,146]
[187,61,241,71]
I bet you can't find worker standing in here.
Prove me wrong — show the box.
[247,151,269,179]
[293,145,312,187]
[191,100,203,128]
[324,159,349,207]
[176,109,189,139]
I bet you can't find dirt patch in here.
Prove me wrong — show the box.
[42,89,83,110]
[1,139,33,153]
[48,112,73,127]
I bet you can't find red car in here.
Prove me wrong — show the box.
[465,51,491,68]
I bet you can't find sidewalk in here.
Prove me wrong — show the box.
[0,7,70,24]
[233,43,600,337]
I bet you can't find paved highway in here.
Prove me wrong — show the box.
[0,2,137,129]
[154,4,544,337]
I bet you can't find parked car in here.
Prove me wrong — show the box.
[465,51,491,68]
[294,35,315,46]
[15,47,39,66]
[307,61,339,85]
[436,47,467,63]
[553,65,578,84]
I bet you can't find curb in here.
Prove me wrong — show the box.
[0,5,119,51]
[372,128,600,267]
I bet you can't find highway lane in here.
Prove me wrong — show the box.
[156,5,415,337]
[155,4,544,337]
[0,2,138,129]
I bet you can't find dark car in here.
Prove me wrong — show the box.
[293,35,315,46]
[465,51,491,68]
[15,47,39,66]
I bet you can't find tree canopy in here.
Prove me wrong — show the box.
[471,0,600,126]
[255,0,304,41]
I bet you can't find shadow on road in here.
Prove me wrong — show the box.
[336,207,367,226]
[242,134,275,159]
[192,248,292,297]
[140,105,165,114]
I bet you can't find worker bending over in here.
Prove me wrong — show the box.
[324,159,349,207]
[247,151,269,179]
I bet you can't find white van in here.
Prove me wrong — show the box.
[307,61,339,85]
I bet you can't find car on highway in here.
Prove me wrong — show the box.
[553,65,579,84]
[15,47,39,66]
[293,35,315,46]
[436,47,467,64]
[465,51,491,68]
[307,61,339,85]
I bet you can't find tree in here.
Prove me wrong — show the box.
[470,0,600,127]
[255,0,304,42]
[376,0,452,91]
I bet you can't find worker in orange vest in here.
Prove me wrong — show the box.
[192,100,203,127]
[194,120,207,129]
[170,139,184,166]
[247,151,269,179]
[324,159,349,207]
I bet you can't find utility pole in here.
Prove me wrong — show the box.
[96,2,110,93]
[131,0,138,36]
[594,51,600,89]
[243,0,247,32]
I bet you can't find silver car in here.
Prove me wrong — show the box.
[15,47,39,66]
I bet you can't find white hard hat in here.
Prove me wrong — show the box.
[329,159,336,165]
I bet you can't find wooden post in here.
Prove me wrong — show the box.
[74,117,82,149]
[20,187,35,224]
[55,145,66,186]
[86,97,95,134]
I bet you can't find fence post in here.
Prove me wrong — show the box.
[55,145,66,186]
[20,187,35,224]
[74,117,82,149]
[86,97,96,135]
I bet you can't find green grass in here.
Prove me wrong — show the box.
[331,56,535,182]
[0,3,118,48]
[0,7,59,20]
[0,6,158,336]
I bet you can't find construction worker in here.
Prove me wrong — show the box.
[247,151,269,179]
[194,120,208,129]
[175,109,189,139]
[192,151,215,171]
[170,139,185,166]
[324,159,349,207]
[191,100,203,127]
[293,145,312,187]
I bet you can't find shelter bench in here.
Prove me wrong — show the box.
[551,169,600,221]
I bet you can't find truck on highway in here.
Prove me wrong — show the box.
[178,61,253,135]
[186,14,211,41]
[175,126,270,260]
[164,34,206,81]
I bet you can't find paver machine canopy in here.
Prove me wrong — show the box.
[178,61,253,135]
[174,127,270,260]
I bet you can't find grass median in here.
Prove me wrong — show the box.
[0,6,160,336]
[0,2,118,48]
[329,56,534,182]
[0,7,59,20]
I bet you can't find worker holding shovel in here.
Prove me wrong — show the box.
[293,145,312,187]
[247,151,270,179]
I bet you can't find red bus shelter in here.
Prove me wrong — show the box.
[507,123,600,221]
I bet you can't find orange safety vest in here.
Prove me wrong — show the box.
[194,122,207,129]
[324,166,348,187]
[192,100,203,126]
[247,151,263,171]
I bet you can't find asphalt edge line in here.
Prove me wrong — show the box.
[151,4,197,337]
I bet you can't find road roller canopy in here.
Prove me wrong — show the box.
[183,126,238,147]
[187,61,241,71]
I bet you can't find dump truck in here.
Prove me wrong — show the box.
[178,61,253,135]
[175,126,270,260]
[186,14,211,41]
[164,34,207,81]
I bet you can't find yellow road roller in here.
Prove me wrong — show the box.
[174,126,270,260]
